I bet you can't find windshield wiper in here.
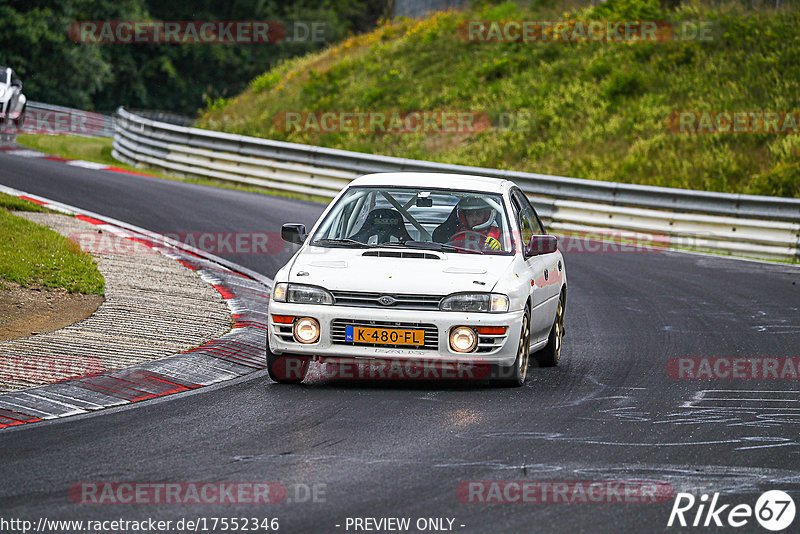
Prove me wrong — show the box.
[377,241,484,254]
[313,238,371,248]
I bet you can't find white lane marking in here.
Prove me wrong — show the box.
[684,389,800,411]
[736,442,799,451]
[19,393,87,417]
[65,160,109,170]
[698,389,800,394]
[38,392,105,410]
[0,400,60,419]
[4,149,45,158]
[701,398,800,403]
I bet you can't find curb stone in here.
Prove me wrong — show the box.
[0,189,271,430]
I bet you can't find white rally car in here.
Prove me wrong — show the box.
[267,173,566,386]
[0,66,26,128]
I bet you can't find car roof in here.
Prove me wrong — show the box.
[349,172,513,194]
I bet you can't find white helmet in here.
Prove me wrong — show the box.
[457,197,496,231]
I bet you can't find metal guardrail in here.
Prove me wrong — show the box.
[129,109,194,127]
[24,101,115,137]
[393,0,467,18]
[113,107,800,262]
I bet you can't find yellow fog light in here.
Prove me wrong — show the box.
[450,326,478,353]
[293,317,320,344]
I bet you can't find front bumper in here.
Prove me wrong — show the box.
[267,302,524,367]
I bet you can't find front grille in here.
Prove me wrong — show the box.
[331,291,443,310]
[331,319,438,350]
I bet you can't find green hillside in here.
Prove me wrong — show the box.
[198,0,800,197]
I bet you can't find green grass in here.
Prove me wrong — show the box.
[197,0,800,198]
[0,192,52,213]
[0,208,105,294]
[14,134,330,203]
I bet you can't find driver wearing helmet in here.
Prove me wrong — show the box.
[446,197,503,251]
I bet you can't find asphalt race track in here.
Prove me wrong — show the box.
[1,151,799,533]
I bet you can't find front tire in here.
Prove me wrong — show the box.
[534,294,565,367]
[266,338,309,384]
[492,307,530,387]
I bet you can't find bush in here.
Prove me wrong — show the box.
[603,71,646,100]
[748,164,800,197]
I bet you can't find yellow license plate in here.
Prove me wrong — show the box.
[346,326,424,346]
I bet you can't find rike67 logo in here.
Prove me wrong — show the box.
[668,490,796,531]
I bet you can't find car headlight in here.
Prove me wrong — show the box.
[272,282,288,302]
[272,283,334,305]
[440,293,509,313]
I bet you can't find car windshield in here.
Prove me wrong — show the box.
[311,186,513,254]
[0,68,8,85]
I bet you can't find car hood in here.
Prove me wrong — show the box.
[287,246,515,295]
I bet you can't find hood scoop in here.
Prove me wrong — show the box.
[362,250,441,259]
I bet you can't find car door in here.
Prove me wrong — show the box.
[511,189,560,342]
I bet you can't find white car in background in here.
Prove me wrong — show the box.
[267,173,566,386]
[0,66,26,128]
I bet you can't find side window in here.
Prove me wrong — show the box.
[512,190,543,248]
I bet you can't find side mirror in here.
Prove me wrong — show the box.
[526,235,558,256]
[281,223,307,245]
